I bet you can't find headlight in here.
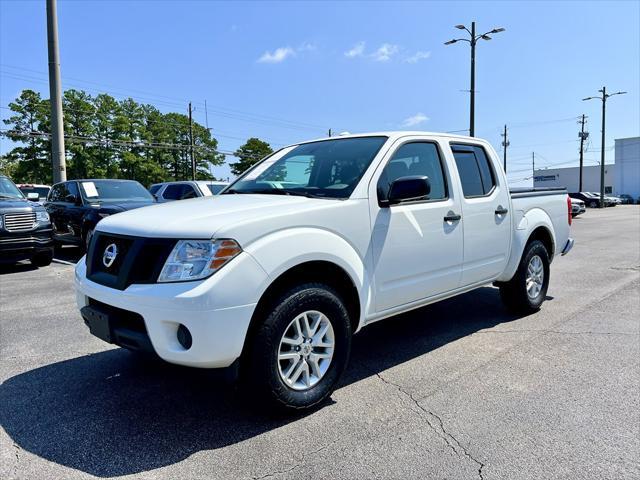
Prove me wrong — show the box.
[158,239,242,282]
[98,213,111,219]
[36,211,50,223]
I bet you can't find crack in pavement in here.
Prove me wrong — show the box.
[250,445,329,479]
[376,373,485,480]
[11,441,22,479]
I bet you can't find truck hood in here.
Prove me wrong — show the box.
[96,194,340,242]
[0,198,41,212]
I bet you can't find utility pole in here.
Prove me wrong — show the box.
[445,22,505,137]
[578,114,588,192]
[583,87,626,207]
[500,124,509,172]
[532,151,535,179]
[46,0,66,183]
[327,128,332,137]
[188,102,195,180]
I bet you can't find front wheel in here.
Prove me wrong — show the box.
[499,240,550,314]
[82,227,94,253]
[242,283,352,411]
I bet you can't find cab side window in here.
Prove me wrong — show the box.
[377,142,447,201]
[64,181,79,202]
[162,184,183,200]
[181,184,197,199]
[451,144,496,198]
[49,184,63,202]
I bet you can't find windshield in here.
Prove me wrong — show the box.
[206,184,226,195]
[0,177,25,199]
[79,180,154,202]
[225,136,388,199]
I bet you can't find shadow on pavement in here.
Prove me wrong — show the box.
[0,287,528,477]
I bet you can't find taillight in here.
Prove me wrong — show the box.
[567,196,572,226]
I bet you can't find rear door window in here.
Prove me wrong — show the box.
[451,144,496,197]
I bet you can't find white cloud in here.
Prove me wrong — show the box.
[405,51,431,63]
[401,113,429,127]
[371,43,399,62]
[257,46,295,64]
[344,41,365,58]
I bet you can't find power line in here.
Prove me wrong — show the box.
[0,128,268,160]
[0,67,330,133]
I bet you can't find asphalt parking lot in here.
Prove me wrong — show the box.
[1,206,639,480]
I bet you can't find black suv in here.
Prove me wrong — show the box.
[0,175,54,266]
[45,179,155,250]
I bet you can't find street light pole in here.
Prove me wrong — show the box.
[445,22,505,137]
[470,22,476,137]
[583,87,627,208]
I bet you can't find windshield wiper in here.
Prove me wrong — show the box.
[0,194,20,199]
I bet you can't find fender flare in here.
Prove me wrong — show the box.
[244,227,370,332]
[497,208,556,282]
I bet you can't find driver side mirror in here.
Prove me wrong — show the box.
[383,176,431,206]
[26,192,40,201]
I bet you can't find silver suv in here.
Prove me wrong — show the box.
[149,180,228,203]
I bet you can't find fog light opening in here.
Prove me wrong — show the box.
[177,324,192,350]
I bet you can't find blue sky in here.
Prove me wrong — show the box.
[1,0,638,185]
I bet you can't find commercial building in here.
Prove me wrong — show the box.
[614,137,640,198]
[533,136,639,197]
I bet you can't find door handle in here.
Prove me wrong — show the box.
[494,206,508,215]
[444,212,462,222]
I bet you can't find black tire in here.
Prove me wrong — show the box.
[242,283,352,411]
[31,250,53,267]
[499,240,550,314]
[82,228,94,253]
[589,201,598,208]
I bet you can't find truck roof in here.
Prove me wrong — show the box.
[293,130,484,146]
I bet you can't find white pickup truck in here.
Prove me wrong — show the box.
[75,132,573,410]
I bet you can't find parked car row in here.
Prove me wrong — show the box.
[569,192,617,208]
[1,177,228,266]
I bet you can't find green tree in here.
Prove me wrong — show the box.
[1,90,51,183]
[2,89,226,186]
[230,137,273,176]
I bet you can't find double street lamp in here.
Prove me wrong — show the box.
[583,87,626,208]
[445,22,505,137]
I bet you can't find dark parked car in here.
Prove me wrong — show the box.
[619,194,636,205]
[569,192,614,208]
[45,179,155,250]
[0,175,54,266]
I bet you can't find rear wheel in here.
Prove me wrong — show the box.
[589,200,598,208]
[242,283,352,411]
[499,240,550,314]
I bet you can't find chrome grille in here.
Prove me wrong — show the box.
[3,212,36,232]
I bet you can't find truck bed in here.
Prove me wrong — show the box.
[510,187,567,198]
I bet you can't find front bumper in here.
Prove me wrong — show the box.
[74,252,269,368]
[0,227,54,262]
